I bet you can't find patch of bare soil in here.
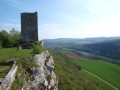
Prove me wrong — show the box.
[65,51,93,60]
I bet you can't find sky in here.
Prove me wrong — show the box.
[1,0,120,39]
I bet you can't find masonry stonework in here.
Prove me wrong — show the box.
[21,12,38,43]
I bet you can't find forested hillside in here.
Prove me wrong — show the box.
[45,38,120,65]
[45,37,120,48]
[75,40,120,64]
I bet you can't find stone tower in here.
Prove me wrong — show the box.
[21,12,38,43]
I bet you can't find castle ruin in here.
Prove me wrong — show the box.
[21,12,38,43]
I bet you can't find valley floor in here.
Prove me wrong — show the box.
[82,69,119,90]
[74,60,120,90]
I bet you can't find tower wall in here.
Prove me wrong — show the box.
[21,12,38,43]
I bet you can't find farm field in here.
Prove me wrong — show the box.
[73,60,120,90]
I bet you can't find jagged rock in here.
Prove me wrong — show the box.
[25,50,58,90]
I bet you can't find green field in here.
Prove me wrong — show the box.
[74,60,120,90]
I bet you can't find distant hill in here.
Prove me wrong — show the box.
[44,37,120,64]
[77,40,120,63]
[44,37,120,47]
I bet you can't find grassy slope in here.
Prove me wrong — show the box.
[50,50,114,90]
[74,60,120,89]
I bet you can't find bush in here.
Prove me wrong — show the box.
[32,41,43,54]
[0,29,21,48]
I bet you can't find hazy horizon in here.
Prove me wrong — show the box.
[1,0,120,39]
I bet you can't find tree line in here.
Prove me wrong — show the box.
[0,28,21,48]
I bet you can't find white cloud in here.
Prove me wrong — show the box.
[83,0,120,18]
[76,14,120,37]
[39,14,120,39]
[43,24,61,27]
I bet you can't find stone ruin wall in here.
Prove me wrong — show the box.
[0,61,18,90]
[21,12,38,43]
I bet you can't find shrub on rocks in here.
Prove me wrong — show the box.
[32,41,43,54]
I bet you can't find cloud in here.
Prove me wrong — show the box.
[83,0,120,18]
[44,14,120,39]
[43,24,61,27]
[76,14,120,37]
[38,23,62,39]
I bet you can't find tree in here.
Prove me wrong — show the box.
[0,30,10,47]
[9,28,21,46]
[0,28,21,48]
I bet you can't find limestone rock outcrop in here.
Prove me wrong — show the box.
[24,50,58,90]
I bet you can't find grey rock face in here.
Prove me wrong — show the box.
[26,50,58,90]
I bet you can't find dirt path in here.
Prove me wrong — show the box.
[82,69,119,90]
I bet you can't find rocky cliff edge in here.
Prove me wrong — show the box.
[23,50,58,90]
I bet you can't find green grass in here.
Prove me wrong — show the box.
[50,50,114,90]
[0,65,11,78]
[74,60,120,90]
[0,48,32,61]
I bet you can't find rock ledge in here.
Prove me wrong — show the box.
[24,50,58,90]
